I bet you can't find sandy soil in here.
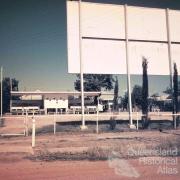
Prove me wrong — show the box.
[0,115,179,179]
[0,130,179,179]
[0,156,179,180]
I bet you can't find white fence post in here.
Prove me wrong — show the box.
[136,112,139,130]
[54,113,56,135]
[32,117,36,147]
[25,110,29,136]
[96,108,99,134]
[174,113,176,129]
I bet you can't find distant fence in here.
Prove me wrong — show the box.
[0,116,27,136]
[1,112,179,148]
[1,112,179,137]
[42,112,179,134]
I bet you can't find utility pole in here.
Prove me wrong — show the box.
[10,78,12,114]
[1,66,3,118]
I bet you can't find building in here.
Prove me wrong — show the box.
[11,91,113,114]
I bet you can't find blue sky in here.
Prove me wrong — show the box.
[0,0,179,95]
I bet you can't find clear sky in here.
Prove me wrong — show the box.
[0,0,180,96]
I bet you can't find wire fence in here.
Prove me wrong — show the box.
[0,112,179,148]
[0,112,179,137]
[0,116,27,136]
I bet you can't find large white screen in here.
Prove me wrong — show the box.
[67,1,80,74]
[169,10,180,42]
[67,1,179,75]
[172,44,180,73]
[82,3,125,39]
[129,42,169,75]
[82,39,126,74]
[128,7,167,41]
[67,1,126,74]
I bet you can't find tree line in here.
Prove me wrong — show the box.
[0,78,19,113]
[0,58,179,129]
[74,58,179,128]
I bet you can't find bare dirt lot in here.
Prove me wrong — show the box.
[0,115,180,179]
[0,157,180,180]
[0,129,180,179]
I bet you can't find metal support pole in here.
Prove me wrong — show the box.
[32,117,36,147]
[166,9,173,96]
[166,8,175,126]
[124,5,134,128]
[79,0,86,129]
[1,67,3,118]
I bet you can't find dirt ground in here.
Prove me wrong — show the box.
[0,157,179,180]
[0,129,180,179]
[0,115,180,179]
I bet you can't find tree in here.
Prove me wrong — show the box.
[173,63,178,113]
[131,85,142,109]
[109,76,119,130]
[164,81,180,96]
[121,91,128,110]
[113,76,119,111]
[12,78,19,92]
[0,78,19,113]
[122,85,143,111]
[163,70,180,116]
[74,74,114,91]
[173,63,179,126]
[142,57,149,128]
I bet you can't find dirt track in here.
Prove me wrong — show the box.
[0,116,180,179]
[0,157,179,180]
[0,130,180,179]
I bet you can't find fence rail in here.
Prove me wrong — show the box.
[1,112,179,148]
[0,115,27,136]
